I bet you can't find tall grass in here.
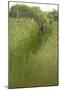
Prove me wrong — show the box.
[8,18,58,88]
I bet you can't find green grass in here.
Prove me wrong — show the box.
[8,18,58,88]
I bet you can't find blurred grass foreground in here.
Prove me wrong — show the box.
[8,4,58,88]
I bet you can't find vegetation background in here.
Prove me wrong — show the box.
[8,4,58,88]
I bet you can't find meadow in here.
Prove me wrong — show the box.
[8,17,58,88]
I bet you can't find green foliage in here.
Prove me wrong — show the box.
[8,18,57,88]
[9,4,30,17]
[9,4,58,27]
[47,9,58,22]
[9,4,47,25]
[9,4,58,88]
